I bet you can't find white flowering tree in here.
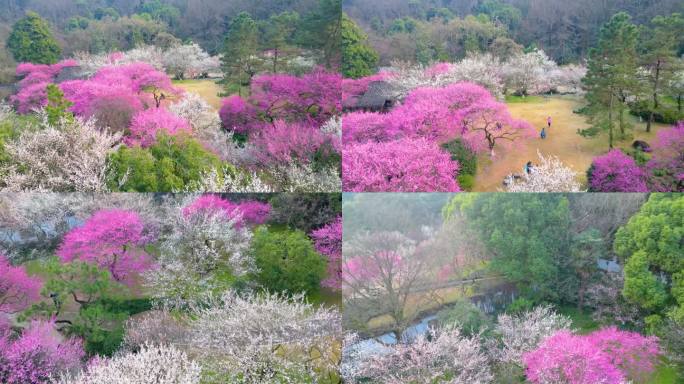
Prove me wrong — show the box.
[503,50,557,96]
[144,203,253,307]
[162,43,219,80]
[57,344,201,384]
[435,54,505,99]
[186,291,342,384]
[505,151,582,192]
[493,305,572,367]
[0,110,121,192]
[352,328,493,384]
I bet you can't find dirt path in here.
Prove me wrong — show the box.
[473,96,668,191]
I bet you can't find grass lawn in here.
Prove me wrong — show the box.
[473,95,670,191]
[505,95,545,103]
[648,362,681,384]
[556,305,600,334]
[173,79,224,110]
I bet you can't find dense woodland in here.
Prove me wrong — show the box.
[343,193,684,383]
[343,0,684,64]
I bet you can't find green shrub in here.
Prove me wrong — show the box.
[437,299,492,336]
[457,174,475,191]
[251,227,326,296]
[506,297,536,314]
[441,138,478,177]
[107,133,232,192]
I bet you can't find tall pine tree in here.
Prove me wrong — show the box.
[222,12,261,96]
[583,12,639,149]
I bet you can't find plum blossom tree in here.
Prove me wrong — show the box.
[344,231,437,336]
[342,138,460,192]
[523,327,660,384]
[647,121,684,192]
[251,120,340,167]
[126,108,192,147]
[0,113,121,192]
[144,204,253,306]
[506,151,582,192]
[0,254,42,313]
[57,209,155,286]
[11,60,80,114]
[182,194,270,227]
[187,291,341,383]
[457,98,536,155]
[494,306,572,367]
[503,50,557,96]
[342,111,391,144]
[56,344,201,384]
[218,95,260,136]
[162,43,218,80]
[354,328,493,384]
[311,216,342,290]
[250,70,342,125]
[0,319,85,384]
[588,149,648,192]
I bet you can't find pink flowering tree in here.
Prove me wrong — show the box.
[56,209,155,286]
[311,216,342,290]
[647,122,684,192]
[250,70,341,125]
[126,108,192,147]
[343,231,437,337]
[11,60,79,113]
[0,319,84,384]
[523,327,660,384]
[251,120,340,167]
[458,99,536,155]
[182,195,271,227]
[342,138,460,192]
[588,150,648,192]
[0,254,42,314]
[342,111,391,144]
[386,83,494,142]
[219,95,260,136]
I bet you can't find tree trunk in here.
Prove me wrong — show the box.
[608,91,614,149]
[647,60,661,133]
[577,276,586,311]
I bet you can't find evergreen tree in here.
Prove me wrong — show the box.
[295,0,342,69]
[582,12,639,149]
[222,12,261,96]
[341,13,379,78]
[260,11,299,73]
[7,11,61,64]
[639,13,684,131]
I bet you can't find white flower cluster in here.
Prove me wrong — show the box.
[1,111,121,192]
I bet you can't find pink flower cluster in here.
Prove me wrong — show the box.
[0,254,42,314]
[342,81,534,191]
[343,138,461,192]
[126,107,192,147]
[343,250,403,281]
[219,69,341,137]
[311,216,342,290]
[523,327,660,384]
[13,60,189,146]
[251,120,340,166]
[57,209,155,286]
[182,195,271,227]
[0,319,84,384]
[11,60,79,113]
[647,121,684,192]
[589,149,648,192]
